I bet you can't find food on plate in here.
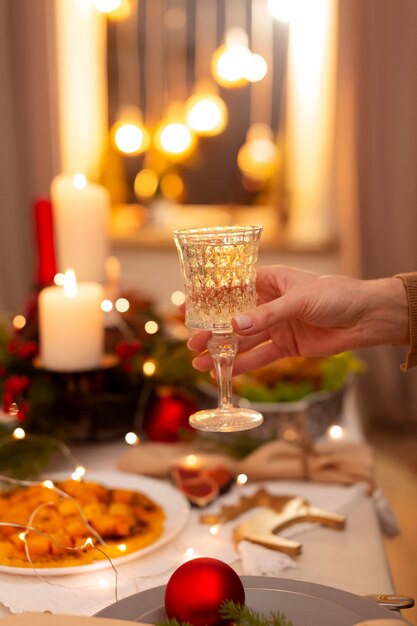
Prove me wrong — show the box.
[231,353,364,403]
[171,464,234,507]
[0,479,165,568]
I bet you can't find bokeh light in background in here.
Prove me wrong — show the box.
[115,298,130,312]
[134,168,159,200]
[160,173,184,200]
[154,121,196,160]
[112,121,150,156]
[185,93,227,136]
[12,315,26,330]
[237,123,279,182]
[267,0,294,22]
[94,0,131,20]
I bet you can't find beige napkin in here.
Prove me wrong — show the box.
[118,439,374,486]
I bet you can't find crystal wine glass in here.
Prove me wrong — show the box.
[173,225,263,432]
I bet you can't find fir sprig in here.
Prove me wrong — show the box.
[220,599,293,626]
[156,599,293,626]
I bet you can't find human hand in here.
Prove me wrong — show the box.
[188,265,408,376]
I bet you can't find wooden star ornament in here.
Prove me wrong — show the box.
[200,488,346,556]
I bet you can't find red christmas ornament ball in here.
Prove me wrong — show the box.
[144,393,198,442]
[164,557,245,626]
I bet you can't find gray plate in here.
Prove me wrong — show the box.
[95,576,408,625]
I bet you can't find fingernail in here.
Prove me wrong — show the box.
[233,315,253,330]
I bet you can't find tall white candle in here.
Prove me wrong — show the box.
[39,270,105,372]
[51,173,111,282]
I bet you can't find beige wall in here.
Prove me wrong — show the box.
[0,0,59,313]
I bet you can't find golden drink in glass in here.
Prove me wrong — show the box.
[173,225,263,432]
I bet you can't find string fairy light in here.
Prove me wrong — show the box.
[0,438,120,599]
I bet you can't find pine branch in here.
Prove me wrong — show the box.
[156,600,293,626]
[220,600,293,626]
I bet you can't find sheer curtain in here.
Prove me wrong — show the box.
[0,0,59,313]
[336,0,417,428]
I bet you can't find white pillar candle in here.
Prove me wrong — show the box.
[39,270,105,372]
[51,173,111,282]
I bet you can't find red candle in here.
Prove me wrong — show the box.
[34,198,56,286]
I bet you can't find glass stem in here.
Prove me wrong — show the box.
[208,333,238,411]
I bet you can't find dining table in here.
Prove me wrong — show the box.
[0,390,412,624]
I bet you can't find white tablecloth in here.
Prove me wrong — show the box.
[0,391,396,616]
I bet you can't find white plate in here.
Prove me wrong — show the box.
[0,470,190,577]
[95,576,409,625]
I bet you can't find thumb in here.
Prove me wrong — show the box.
[232,295,299,336]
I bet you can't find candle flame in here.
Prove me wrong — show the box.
[73,173,87,189]
[63,269,77,298]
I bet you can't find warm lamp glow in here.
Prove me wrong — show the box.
[113,121,149,155]
[160,173,184,200]
[154,121,195,160]
[237,124,279,182]
[211,44,251,88]
[93,0,131,20]
[134,169,159,200]
[63,269,77,298]
[245,54,268,83]
[185,94,227,136]
[268,0,297,23]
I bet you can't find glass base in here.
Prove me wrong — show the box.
[189,407,263,432]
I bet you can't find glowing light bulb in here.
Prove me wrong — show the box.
[185,548,195,558]
[115,298,130,313]
[160,173,184,200]
[185,94,227,136]
[236,473,248,486]
[245,54,268,83]
[72,465,86,480]
[210,525,220,535]
[184,454,198,467]
[12,315,26,330]
[125,432,139,445]
[63,269,77,298]
[134,169,159,200]
[211,40,252,88]
[54,272,65,286]
[113,122,149,155]
[237,124,279,182]
[156,122,195,158]
[12,428,26,440]
[18,532,27,542]
[118,543,127,552]
[143,360,156,376]
[327,424,344,440]
[101,299,113,312]
[268,0,296,22]
[144,320,159,334]
[42,480,54,490]
[171,291,185,306]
